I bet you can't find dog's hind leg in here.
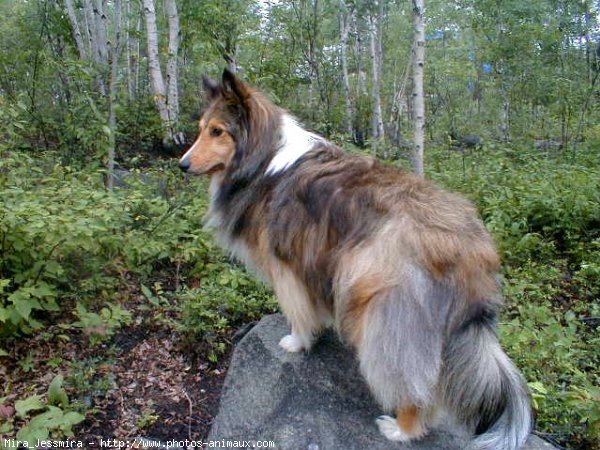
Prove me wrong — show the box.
[271,263,329,352]
[354,270,452,442]
[376,406,428,442]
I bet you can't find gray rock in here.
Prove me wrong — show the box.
[534,139,562,152]
[209,314,555,450]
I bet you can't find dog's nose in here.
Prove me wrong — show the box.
[179,158,190,172]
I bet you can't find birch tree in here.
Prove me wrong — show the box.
[125,0,141,99]
[107,0,123,190]
[82,0,98,64]
[77,0,109,94]
[94,0,109,67]
[352,9,368,145]
[412,0,425,177]
[339,1,354,138]
[143,0,168,128]
[64,0,87,60]
[63,0,126,185]
[165,0,184,144]
[368,0,384,147]
[142,0,183,145]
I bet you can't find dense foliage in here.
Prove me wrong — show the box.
[430,146,600,447]
[0,150,277,441]
[1,145,598,447]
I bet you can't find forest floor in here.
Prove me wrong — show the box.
[2,285,237,444]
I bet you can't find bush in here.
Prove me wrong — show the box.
[0,151,209,343]
[426,145,600,447]
[178,264,277,361]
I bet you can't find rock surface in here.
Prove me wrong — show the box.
[209,314,555,450]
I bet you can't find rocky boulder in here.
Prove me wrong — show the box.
[209,314,555,450]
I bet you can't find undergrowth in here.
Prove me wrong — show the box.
[0,145,598,448]
[0,150,275,443]
[427,145,600,448]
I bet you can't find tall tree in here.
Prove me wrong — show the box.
[368,0,385,146]
[165,0,182,142]
[125,0,141,99]
[64,0,87,60]
[412,0,425,177]
[106,0,123,190]
[82,0,98,65]
[339,0,354,138]
[142,0,183,145]
[94,0,109,66]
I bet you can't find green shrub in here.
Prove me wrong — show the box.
[0,152,210,342]
[0,375,85,446]
[178,262,277,361]
[426,145,600,447]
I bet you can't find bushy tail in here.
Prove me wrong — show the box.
[441,318,532,450]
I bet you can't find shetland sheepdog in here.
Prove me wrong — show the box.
[180,69,532,450]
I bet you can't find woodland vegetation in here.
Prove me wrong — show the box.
[0,0,599,447]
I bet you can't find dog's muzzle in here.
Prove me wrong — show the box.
[179,153,191,172]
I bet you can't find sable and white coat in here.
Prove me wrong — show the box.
[179,70,532,450]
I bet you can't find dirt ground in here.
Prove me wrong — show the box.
[76,331,231,442]
[1,291,239,446]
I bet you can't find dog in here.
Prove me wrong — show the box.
[180,69,532,449]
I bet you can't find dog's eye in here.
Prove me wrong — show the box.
[211,127,223,137]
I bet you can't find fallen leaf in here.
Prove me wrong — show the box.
[0,404,15,418]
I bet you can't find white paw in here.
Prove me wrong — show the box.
[279,334,306,352]
[376,415,412,442]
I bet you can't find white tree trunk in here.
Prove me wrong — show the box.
[495,20,510,142]
[500,83,510,142]
[165,0,184,144]
[225,48,238,73]
[340,1,354,138]
[107,0,123,190]
[132,6,141,98]
[65,0,87,59]
[81,9,92,55]
[94,0,109,66]
[82,0,108,94]
[125,0,133,99]
[412,0,426,177]
[368,1,384,146]
[83,0,97,62]
[142,0,170,138]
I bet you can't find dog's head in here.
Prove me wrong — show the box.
[179,69,248,175]
[179,69,280,177]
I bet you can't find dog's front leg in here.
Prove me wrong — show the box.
[271,265,322,353]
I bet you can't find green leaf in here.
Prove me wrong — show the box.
[15,394,45,418]
[60,411,86,434]
[141,284,159,306]
[0,278,10,293]
[16,423,50,446]
[14,298,36,320]
[30,282,56,299]
[47,374,69,408]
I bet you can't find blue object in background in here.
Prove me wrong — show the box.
[426,30,445,41]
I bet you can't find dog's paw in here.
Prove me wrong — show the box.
[279,334,306,352]
[376,415,412,442]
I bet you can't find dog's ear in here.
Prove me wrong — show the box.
[202,75,220,100]
[222,68,251,104]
